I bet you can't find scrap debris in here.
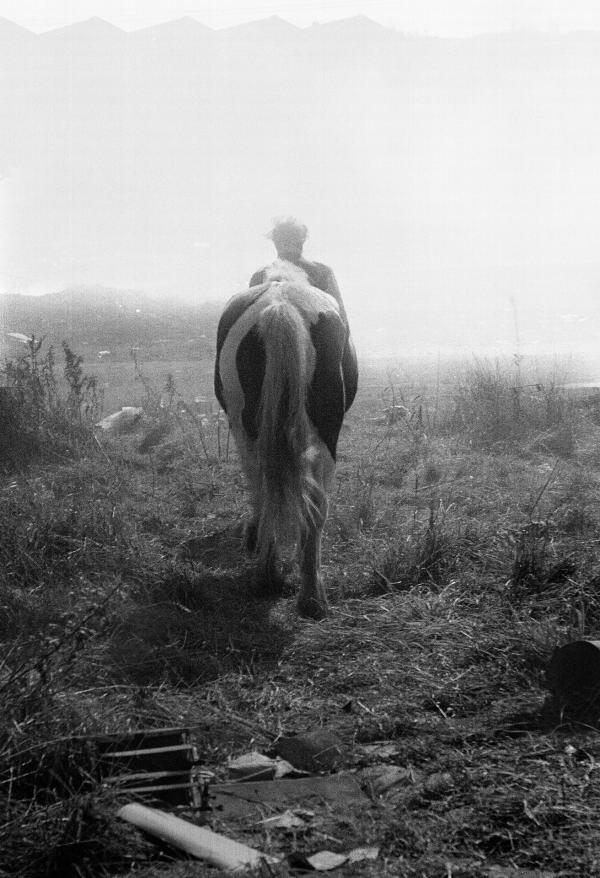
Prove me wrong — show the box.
[288,847,379,871]
[118,802,379,873]
[273,730,346,772]
[227,750,306,781]
[209,773,366,821]
[104,727,380,872]
[90,726,204,807]
[95,406,143,435]
[118,802,279,873]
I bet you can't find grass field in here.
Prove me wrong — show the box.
[2,341,600,876]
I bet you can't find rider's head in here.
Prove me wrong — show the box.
[268,217,308,261]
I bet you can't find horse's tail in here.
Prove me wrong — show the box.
[255,300,317,561]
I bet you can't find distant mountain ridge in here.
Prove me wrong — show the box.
[4,270,600,361]
[4,14,382,37]
[6,13,599,59]
[1,288,221,361]
[4,13,598,44]
[0,14,413,64]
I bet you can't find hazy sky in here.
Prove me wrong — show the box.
[4,0,600,356]
[4,0,600,35]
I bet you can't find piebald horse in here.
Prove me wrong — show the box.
[214,261,358,619]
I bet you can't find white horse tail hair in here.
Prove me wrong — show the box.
[255,300,317,562]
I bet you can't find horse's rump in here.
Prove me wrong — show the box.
[214,272,357,618]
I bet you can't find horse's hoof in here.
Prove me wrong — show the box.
[297,595,328,621]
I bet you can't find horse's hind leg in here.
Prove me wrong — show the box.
[252,522,283,594]
[236,434,283,592]
[297,513,328,620]
[229,427,262,553]
[297,447,335,620]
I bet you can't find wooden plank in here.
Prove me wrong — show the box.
[210,773,365,820]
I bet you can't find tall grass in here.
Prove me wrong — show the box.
[442,356,576,449]
[1,336,102,468]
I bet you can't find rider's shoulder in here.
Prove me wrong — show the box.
[301,259,335,280]
[303,258,332,271]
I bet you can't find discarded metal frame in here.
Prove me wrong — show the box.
[88,726,206,808]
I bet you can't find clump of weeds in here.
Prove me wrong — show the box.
[1,336,102,469]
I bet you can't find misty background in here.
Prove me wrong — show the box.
[2,14,600,357]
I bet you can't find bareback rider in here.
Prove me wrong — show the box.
[250,217,357,410]
[250,218,349,326]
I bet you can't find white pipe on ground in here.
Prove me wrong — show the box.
[118,802,279,873]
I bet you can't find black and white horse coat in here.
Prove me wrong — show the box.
[214,261,358,619]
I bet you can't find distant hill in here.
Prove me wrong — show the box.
[1,288,221,362]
